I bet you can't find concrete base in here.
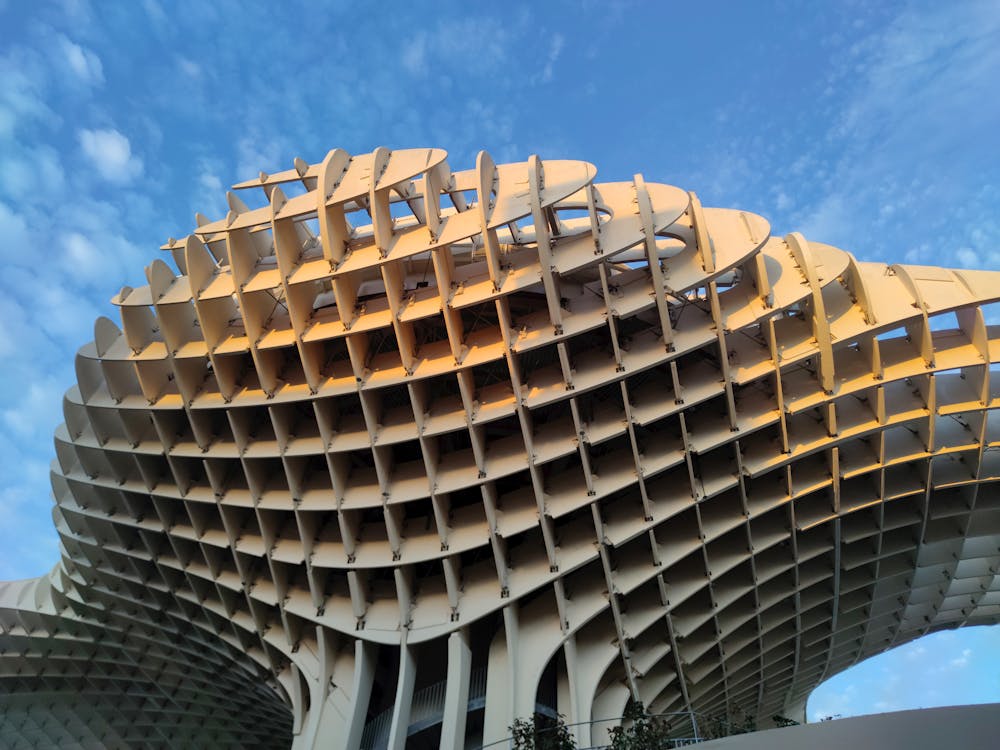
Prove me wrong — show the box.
[696,703,1000,750]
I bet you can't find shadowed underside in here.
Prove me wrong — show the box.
[2,147,999,749]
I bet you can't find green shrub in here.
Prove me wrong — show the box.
[508,713,577,750]
[608,701,675,750]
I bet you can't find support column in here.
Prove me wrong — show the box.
[559,637,589,748]
[344,641,378,750]
[439,629,472,750]
[387,642,417,750]
[483,605,518,746]
[591,683,630,748]
[294,639,377,750]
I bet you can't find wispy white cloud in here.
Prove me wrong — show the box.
[401,33,426,75]
[198,170,222,199]
[809,682,857,722]
[948,648,972,669]
[537,33,565,83]
[62,232,108,284]
[78,128,144,183]
[0,201,31,267]
[235,133,285,185]
[0,480,61,581]
[177,56,201,78]
[810,627,1000,721]
[793,0,1000,265]
[55,0,95,28]
[57,34,103,86]
[141,0,168,26]
[193,160,227,219]
[0,50,54,139]
[1,379,65,440]
[0,143,63,199]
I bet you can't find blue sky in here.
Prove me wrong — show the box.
[1,0,998,721]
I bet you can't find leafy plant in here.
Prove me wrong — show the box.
[608,701,675,750]
[702,707,756,739]
[508,713,577,750]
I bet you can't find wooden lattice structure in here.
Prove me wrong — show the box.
[2,147,1000,749]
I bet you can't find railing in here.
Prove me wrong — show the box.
[361,668,488,750]
[362,684,757,750]
[473,709,770,750]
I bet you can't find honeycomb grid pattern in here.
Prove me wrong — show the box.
[2,146,1000,749]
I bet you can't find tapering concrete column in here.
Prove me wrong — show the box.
[439,628,472,750]
[386,643,417,750]
[344,641,378,750]
[483,605,519,747]
[558,637,589,748]
[294,639,378,750]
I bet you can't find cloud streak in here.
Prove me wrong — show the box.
[793,0,1000,266]
[78,128,144,183]
[58,34,104,86]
